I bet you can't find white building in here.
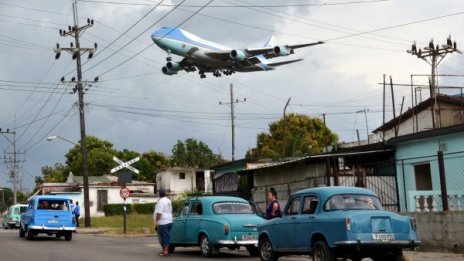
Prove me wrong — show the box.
[156,168,213,199]
[36,173,158,217]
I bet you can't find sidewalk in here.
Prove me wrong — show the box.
[404,251,464,261]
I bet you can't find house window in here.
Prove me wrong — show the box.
[179,172,186,180]
[414,163,432,190]
[97,190,108,211]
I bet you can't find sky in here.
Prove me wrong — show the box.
[0,0,463,192]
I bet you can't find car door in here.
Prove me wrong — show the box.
[185,201,203,244]
[273,196,301,251]
[21,200,34,226]
[294,194,319,251]
[171,202,190,243]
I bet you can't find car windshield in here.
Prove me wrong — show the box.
[213,202,254,214]
[324,194,383,211]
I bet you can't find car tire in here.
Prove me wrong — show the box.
[64,232,73,241]
[312,240,334,261]
[247,246,260,257]
[199,234,213,257]
[168,244,175,254]
[26,228,34,240]
[3,223,7,230]
[19,223,25,237]
[258,236,278,261]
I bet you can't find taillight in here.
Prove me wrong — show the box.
[346,217,351,231]
[411,218,417,230]
[224,224,229,235]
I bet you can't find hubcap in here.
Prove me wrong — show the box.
[314,247,324,261]
[260,241,272,260]
[201,237,209,254]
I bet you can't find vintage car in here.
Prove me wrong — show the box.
[257,186,420,261]
[2,204,28,229]
[169,196,265,257]
[19,195,76,241]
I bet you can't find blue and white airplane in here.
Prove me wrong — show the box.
[151,27,324,78]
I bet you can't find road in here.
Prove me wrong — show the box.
[0,228,463,261]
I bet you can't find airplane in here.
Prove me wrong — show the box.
[151,26,324,79]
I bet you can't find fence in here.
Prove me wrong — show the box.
[397,150,464,212]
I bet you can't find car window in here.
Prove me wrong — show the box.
[14,207,20,214]
[190,201,203,215]
[179,202,190,217]
[37,199,69,210]
[324,194,383,211]
[20,206,27,213]
[213,202,253,214]
[303,196,319,214]
[285,197,301,216]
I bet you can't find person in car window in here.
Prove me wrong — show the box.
[265,187,282,219]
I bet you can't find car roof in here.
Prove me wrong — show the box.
[32,195,71,201]
[293,186,377,198]
[189,195,249,204]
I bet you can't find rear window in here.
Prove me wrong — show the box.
[14,206,27,214]
[38,199,70,211]
[213,202,253,214]
[324,194,383,211]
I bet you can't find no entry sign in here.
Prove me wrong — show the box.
[120,186,131,200]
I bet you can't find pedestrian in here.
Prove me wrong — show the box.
[73,201,80,227]
[154,188,173,256]
[265,187,282,219]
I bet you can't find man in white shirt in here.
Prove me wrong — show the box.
[154,188,173,256]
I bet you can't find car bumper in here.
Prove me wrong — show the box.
[217,238,258,246]
[335,239,421,250]
[29,225,76,231]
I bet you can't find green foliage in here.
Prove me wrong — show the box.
[247,113,339,159]
[41,163,67,183]
[103,204,134,216]
[171,138,225,168]
[133,203,155,214]
[0,188,27,212]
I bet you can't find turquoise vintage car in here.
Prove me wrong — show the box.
[258,186,420,261]
[2,204,28,229]
[169,196,265,257]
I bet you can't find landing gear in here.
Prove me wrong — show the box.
[166,56,172,62]
[223,68,234,76]
[213,69,222,77]
[199,70,206,79]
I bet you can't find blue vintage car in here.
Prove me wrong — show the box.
[169,196,265,257]
[19,195,76,241]
[257,186,420,261]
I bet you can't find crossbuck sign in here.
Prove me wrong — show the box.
[110,156,140,174]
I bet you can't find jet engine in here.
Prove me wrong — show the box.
[230,49,246,61]
[273,45,290,56]
[162,61,182,75]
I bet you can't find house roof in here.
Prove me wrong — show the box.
[386,123,464,145]
[374,94,464,132]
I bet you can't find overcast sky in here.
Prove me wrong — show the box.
[0,0,463,192]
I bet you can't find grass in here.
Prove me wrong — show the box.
[90,214,155,235]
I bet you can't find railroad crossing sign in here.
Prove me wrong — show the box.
[120,186,131,200]
[111,156,140,174]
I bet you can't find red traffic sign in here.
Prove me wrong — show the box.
[120,187,131,200]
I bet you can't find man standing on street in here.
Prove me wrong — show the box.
[73,201,81,227]
[154,188,173,256]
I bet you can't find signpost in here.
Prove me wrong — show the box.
[112,156,139,234]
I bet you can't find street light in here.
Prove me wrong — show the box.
[356,108,369,144]
[47,135,90,227]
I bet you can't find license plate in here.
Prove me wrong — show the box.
[372,233,395,241]
[48,219,59,224]
[242,235,257,240]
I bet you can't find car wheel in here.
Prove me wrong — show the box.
[247,246,259,257]
[19,223,25,237]
[259,236,278,261]
[9,224,14,229]
[312,240,334,261]
[64,232,73,241]
[3,223,7,230]
[26,228,34,240]
[56,233,62,239]
[168,244,175,254]
[199,234,213,257]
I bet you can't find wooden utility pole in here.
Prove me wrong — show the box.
[219,84,246,161]
[282,97,291,157]
[54,1,97,227]
[0,129,22,204]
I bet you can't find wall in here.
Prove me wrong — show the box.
[405,212,464,253]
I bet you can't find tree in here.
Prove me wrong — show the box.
[0,187,27,211]
[171,138,225,168]
[246,113,338,160]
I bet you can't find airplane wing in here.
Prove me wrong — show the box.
[267,59,303,67]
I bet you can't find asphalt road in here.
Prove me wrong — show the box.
[1,228,463,261]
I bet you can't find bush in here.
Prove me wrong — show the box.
[133,203,155,214]
[103,204,133,216]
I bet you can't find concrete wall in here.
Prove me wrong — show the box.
[405,212,464,253]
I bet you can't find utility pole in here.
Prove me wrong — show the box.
[219,84,246,161]
[0,129,23,204]
[282,97,291,157]
[407,36,461,128]
[54,1,97,228]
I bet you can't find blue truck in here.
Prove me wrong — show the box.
[19,195,77,241]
